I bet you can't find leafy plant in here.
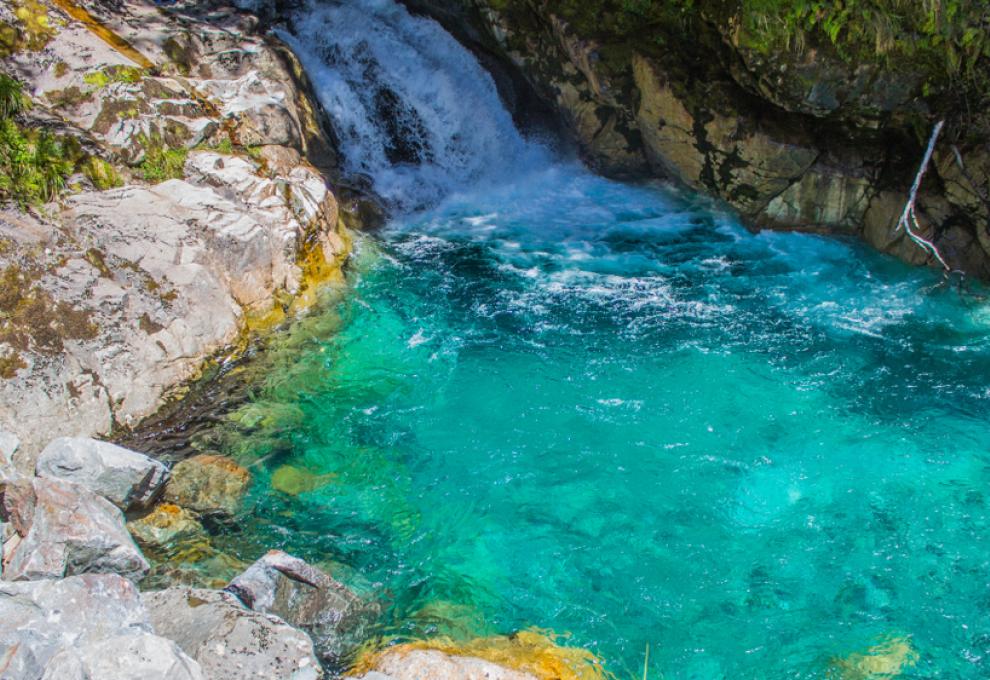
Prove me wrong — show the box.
[0,73,27,119]
[138,139,188,183]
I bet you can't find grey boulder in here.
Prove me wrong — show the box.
[142,587,323,680]
[36,437,168,511]
[39,633,205,680]
[2,477,149,581]
[226,550,375,665]
[0,574,204,679]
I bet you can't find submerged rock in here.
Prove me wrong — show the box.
[830,636,919,679]
[2,477,148,581]
[0,573,201,680]
[163,454,251,516]
[353,649,539,680]
[143,586,323,680]
[36,437,168,511]
[271,465,337,496]
[226,550,375,665]
[127,503,207,549]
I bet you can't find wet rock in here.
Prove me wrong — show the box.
[0,573,162,678]
[36,437,168,511]
[830,635,919,679]
[39,633,205,680]
[353,649,539,680]
[127,503,207,549]
[2,477,149,581]
[163,454,251,516]
[143,586,323,680]
[227,550,374,665]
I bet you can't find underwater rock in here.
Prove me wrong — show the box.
[271,465,336,496]
[830,636,919,679]
[163,454,251,517]
[36,437,168,511]
[143,586,323,680]
[127,503,207,549]
[226,550,375,666]
[2,477,148,581]
[353,649,539,680]
[350,631,608,680]
[0,573,202,680]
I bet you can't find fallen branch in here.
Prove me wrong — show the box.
[895,120,950,271]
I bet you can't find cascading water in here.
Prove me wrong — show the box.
[282,0,547,210]
[184,1,990,677]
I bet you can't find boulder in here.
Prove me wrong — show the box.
[0,574,151,678]
[39,633,205,680]
[127,503,207,549]
[143,587,323,680]
[226,550,374,665]
[163,454,251,516]
[36,437,168,511]
[353,649,538,680]
[2,477,149,581]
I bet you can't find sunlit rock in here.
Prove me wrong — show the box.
[36,437,167,511]
[2,477,148,581]
[143,586,322,680]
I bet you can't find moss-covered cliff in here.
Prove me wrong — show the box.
[408,0,990,278]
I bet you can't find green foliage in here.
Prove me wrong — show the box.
[0,73,27,118]
[0,77,76,206]
[138,140,188,183]
[80,156,122,190]
[0,119,75,206]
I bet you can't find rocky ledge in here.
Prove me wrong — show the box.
[0,0,350,459]
[1,431,585,680]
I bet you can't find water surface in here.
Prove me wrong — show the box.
[198,1,990,676]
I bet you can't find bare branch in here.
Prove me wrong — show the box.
[895,120,950,271]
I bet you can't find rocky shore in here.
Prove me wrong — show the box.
[1,431,594,679]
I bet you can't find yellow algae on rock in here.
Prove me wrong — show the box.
[350,629,611,680]
[830,635,919,679]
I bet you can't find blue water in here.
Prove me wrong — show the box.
[193,1,990,676]
[200,161,990,678]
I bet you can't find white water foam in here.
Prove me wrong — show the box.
[283,0,548,211]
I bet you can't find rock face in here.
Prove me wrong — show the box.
[163,454,251,516]
[0,0,350,458]
[1,477,149,581]
[0,573,202,680]
[353,649,539,680]
[227,550,373,666]
[143,586,323,680]
[35,437,167,511]
[427,0,990,279]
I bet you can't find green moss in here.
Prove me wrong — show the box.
[0,118,76,206]
[0,0,56,56]
[80,156,122,190]
[138,138,188,183]
[82,65,145,89]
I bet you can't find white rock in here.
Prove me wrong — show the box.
[0,574,151,679]
[3,478,149,581]
[40,633,206,680]
[143,587,323,680]
[36,437,168,510]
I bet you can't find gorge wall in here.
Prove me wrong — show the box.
[402,0,990,279]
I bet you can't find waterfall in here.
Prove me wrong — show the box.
[282,0,547,212]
